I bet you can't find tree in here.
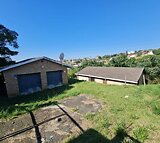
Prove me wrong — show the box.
[136,55,160,83]
[153,48,160,55]
[126,58,137,67]
[0,24,19,67]
[0,57,15,67]
[81,59,105,68]
[68,67,80,78]
[97,56,102,60]
[136,55,160,68]
[109,54,128,67]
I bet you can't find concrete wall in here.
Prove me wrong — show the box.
[77,76,89,81]
[94,78,104,84]
[3,59,68,97]
[107,80,134,85]
[77,75,136,85]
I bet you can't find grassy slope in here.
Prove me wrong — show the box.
[0,80,160,142]
[65,82,160,143]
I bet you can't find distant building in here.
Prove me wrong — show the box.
[127,53,137,58]
[145,50,154,55]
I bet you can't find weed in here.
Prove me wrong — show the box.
[85,113,95,120]
[115,121,127,136]
[133,126,149,142]
[98,116,110,129]
[110,107,124,114]
[130,114,139,120]
[150,99,160,115]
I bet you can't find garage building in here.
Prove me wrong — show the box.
[0,57,70,98]
[76,67,145,85]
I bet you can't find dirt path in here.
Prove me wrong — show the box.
[0,94,102,143]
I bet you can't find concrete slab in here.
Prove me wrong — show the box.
[0,94,102,143]
[60,94,102,115]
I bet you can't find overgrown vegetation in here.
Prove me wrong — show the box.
[153,48,160,55]
[0,81,160,142]
[68,59,105,78]
[133,126,149,142]
[69,54,160,83]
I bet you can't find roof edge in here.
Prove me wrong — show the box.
[0,57,71,72]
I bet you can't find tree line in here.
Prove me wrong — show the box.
[69,53,160,84]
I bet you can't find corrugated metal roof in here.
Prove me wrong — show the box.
[0,56,71,72]
[76,67,144,83]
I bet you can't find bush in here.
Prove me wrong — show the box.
[68,68,80,78]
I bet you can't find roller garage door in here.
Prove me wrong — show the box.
[17,73,42,95]
[47,71,62,89]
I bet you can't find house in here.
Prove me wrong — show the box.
[127,51,137,58]
[76,67,145,85]
[0,57,71,98]
[127,53,137,58]
[142,50,154,56]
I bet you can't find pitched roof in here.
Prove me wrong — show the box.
[0,56,71,72]
[76,67,144,84]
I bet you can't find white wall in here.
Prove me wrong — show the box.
[94,78,104,83]
[77,75,136,85]
[77,76,89,81]
[107,80,134,85]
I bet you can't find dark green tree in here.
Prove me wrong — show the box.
[153,48,160,55]
[81,59,105,68]
[109,54,128,67]
[136,55,160,83]
[126,58,137,67]
[0,24,18,67]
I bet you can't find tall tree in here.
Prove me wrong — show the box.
[0,24,18,67]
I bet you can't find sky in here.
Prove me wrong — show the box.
[0,0,160,61]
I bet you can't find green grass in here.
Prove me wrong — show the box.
[133,126,149,142]
[0,79,160,142]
